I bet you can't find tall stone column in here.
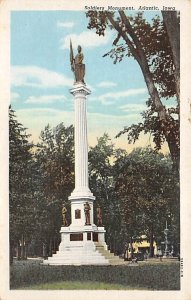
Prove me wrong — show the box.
[69,83,95,228]
[69,83,93,198]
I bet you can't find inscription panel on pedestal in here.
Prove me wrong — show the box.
[93,232,98,242]
[70,233,83,241]
[87,232,92,240]
[75,209,81,219]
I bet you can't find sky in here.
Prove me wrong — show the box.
[10,10,167,152]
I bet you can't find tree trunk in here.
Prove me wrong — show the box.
[10,240,14,265]
[53,237,56,254]
[162,11,180,102]
[130,236,133,259]
[49,238,52,256]
[24,242,28,259]
[149,227,154,258]
[43,243,47,258]
[137,52,179,169]
[16,241,21,260]
[113,233,116,255]
[137,53,167,120]
[20,234,25,260]
[165,130,179,169]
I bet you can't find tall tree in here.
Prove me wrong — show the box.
[114,147,179,257]
[86,11,180,168]
[9,106,34,262]
[89,133,123,253]
[34,123,74,254]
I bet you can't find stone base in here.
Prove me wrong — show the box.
[43,225,109,265]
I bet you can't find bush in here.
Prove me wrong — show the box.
[10,259,180,290]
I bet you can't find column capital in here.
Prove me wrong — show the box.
[70,83,91,97]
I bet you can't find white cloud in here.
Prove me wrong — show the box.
[25,94,66,104]
[120,103,146,112]
[60,30,113,49]
[11,66,73,88]
[57,21,75,28]
[97,81,117,88]
[90,88,147,105]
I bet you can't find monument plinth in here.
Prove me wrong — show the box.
[43,44,109,265]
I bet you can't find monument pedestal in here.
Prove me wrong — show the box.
[43,225,109,265]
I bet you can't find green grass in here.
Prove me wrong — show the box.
[19,280,149,290]
[10,259,180,290]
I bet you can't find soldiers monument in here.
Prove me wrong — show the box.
[43,42,109,265]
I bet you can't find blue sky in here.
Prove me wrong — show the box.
[11,10,166,151]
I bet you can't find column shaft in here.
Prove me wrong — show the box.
[69,84,94,200]
[74,94,89,190]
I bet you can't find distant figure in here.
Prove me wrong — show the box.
[131,257,138,264]
[124,242,129,261]
[144,251,148,261]
[70,40,85,83]
[84,202,91,225]
[158,248,162,261]
[42,243,47,259]
[170,245,174,257]
[62,204,68,226]
[96,205,103,226]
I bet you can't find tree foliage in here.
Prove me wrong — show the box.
[33,123,75,254]
[35,123,74,203]
[89,134,179,256]
[9,108,179,259]
[86,11,180,168]
[89,133,122,252]
[9,106,34,260]
[9,112,75,260]
[114,147,179,256]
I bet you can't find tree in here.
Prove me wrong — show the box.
[34,123,74,255]
[89,133,124,253]
[89,134,179,256]
[162,11,180,101]
[113,150,143,257]
[9,106,34,262]
[86,11,180,168]
[114,147,179,257]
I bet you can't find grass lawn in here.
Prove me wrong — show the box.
[19,280,149,290]
[10,258,180,290]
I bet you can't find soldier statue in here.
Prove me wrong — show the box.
[70,40,85,84]
[84,202,91,225]
[62,204,68,226]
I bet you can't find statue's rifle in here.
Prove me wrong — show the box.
[70,39,75,72]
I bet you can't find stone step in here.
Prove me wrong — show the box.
[51,254,107,260]
[95,244,125,265]
[43,244,110,265]
[49,257,108,262]
[43,255,109,265]
[96,250,117,258]
[43,261,109,266]
[52,251,103,257]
